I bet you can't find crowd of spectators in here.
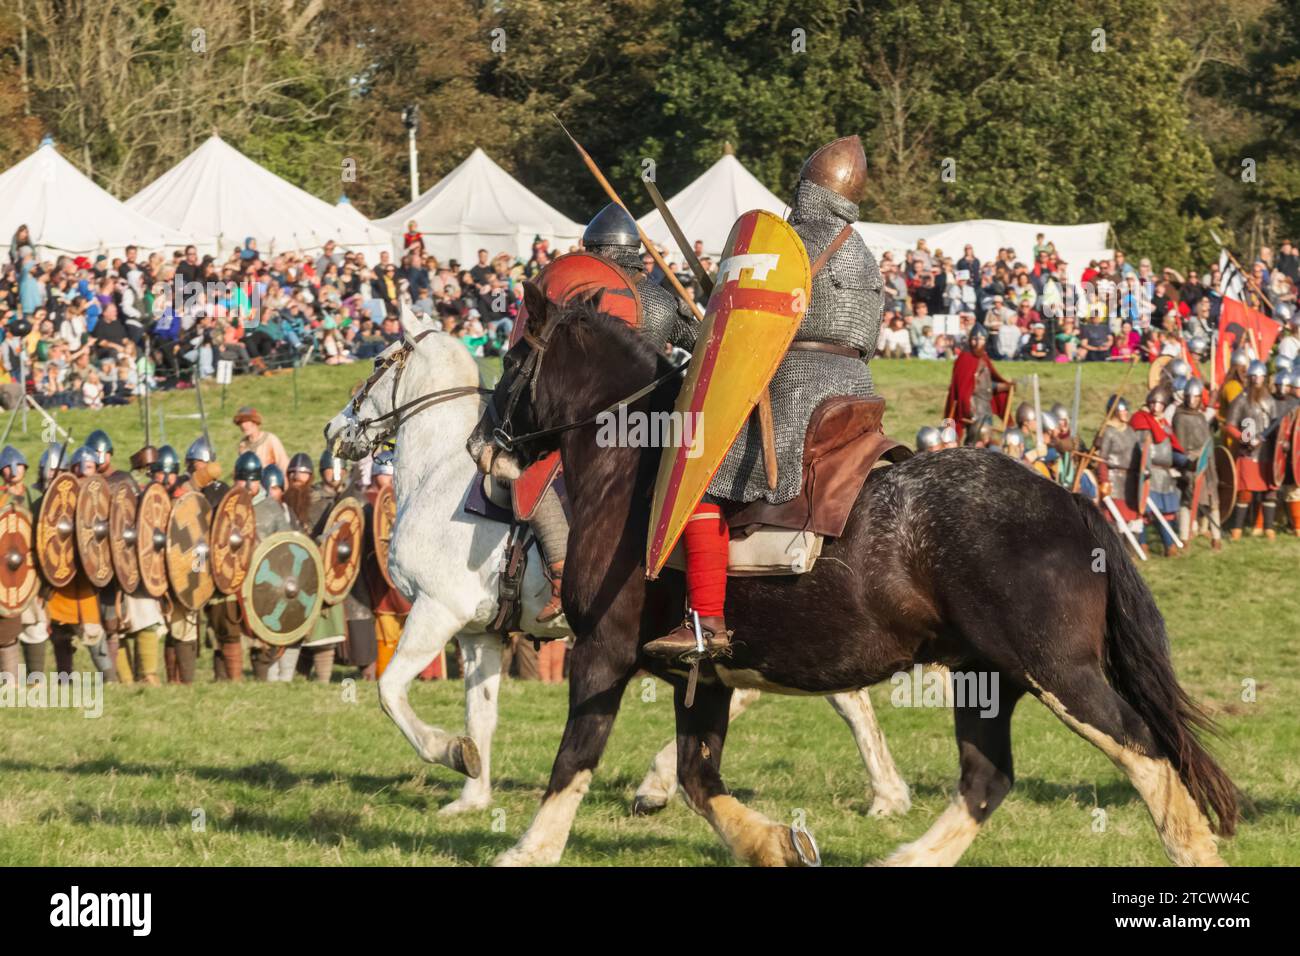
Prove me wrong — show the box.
[0,223,584,410]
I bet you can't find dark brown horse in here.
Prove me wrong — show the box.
[466,283,1237,867]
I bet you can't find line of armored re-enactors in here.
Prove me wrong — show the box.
[0,404,408,686]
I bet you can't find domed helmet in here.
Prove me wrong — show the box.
[967,324,989,348]
[0,445,27,481]
[938,423,958,447]
[234,451,263,483]
[151,445,179,476]
[186,436,215,464]
[1106,394,1130,419]
[1275,354,1293,373]
[1275,370,1295,395]
[1168,357,1192,381]
[38,443,69,483]
[69,446,96,475]
[1247,360,1269,383]
[287,452,313,479]
[799,135,867,204]
[1184,378,1205,409]
[261,464,285,493]
[319,449,343,478]
[582,203,639,251]
[1146,383,1175,412]
[85,428,113,465]
[1231,349,1252,372]
[1049,402,1070,429]
[975,414,996,445]
[372,449,396,476]
[1001,427,1025,457]
[1186,335,1211,361]
[1170,375,1189,405]
[1014,402,1037,430]
[1038,409,1059,435]
[915,426,942,452]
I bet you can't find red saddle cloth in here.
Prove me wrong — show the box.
[725,396,906,537]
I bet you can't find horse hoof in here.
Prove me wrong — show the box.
[790,823,822,867]
[631,793,669,816]
[867,791,912,817]
[439,795,491,816]
[450,737,482,779]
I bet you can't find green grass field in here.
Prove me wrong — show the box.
[1,355,1297,866]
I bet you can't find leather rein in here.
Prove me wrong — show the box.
[350,329,490,436]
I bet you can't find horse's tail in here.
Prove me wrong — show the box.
[1073,495,1238,836]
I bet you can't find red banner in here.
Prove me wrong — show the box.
[1215,297,1279,384]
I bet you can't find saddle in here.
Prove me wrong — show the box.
[667,395,907,576]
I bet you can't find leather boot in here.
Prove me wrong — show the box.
[537,562,564,623]
[642,615,731,662]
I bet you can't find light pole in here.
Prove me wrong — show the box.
[401,104,420,202]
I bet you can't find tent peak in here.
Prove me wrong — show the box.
[39,135,55,148]
[722,141,735,156]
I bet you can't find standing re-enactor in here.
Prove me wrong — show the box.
[1172,379,1222,551]
[361,450,409,677]
[0,446,47,682]
[1224,361,1278,539]
[173,437,236,680]
[283,452,346,681]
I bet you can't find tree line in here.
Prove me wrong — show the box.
[2,0,1297,265]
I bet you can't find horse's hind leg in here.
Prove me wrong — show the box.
[494,634,638,867]
[882,677,1024,866]
[827,689,911,817]
[632,687,761,816]
[378,597,480,778]
[675,683,819,867]
[1029,669,1224,866]
[439,634,503,815]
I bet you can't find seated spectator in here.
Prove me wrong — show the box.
[1055,316,1081,362]
[878,312,912,359]
[1111,319,1140,360]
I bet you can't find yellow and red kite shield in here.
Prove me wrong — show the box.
[509,251,642,347]
[646,209,810,579]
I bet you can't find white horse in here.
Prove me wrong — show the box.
[324,306,911,819]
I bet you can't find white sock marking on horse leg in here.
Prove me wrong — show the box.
[1034,686,1223,866]
[880,798,981,867]
[494,770,593,867]
[704,795,808,867]
[378,601,461,769]
[827,689,911,816]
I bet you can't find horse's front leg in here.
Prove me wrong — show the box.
[439,634,503,815]
[494,632,638,867]
[675,682,819,867]
[378,597,480,779]
[826,689,911,817]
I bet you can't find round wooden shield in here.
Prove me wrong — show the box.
[318,497,364,604]
[209,487,257,595]
[1147,354,1173,389]
[0,506,38,617]
[36,472,79,587]
[372,485,397,589]
[239,530,324,646]
[75,473,113,587]
[108,480,141,593]
[135,482,172,598]
[166,491,214,610]
[1272,410,1295,488]
[1215,445,1236,525]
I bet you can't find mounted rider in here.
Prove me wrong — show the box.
[643,135,883,661]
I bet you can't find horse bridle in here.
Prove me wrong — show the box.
[486,309,688,454]
[349,330,490,439]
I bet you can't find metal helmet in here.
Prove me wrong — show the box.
[1170,375,1189,404]
[1001,427,1025,456]
[799,135,867,204]
[38,443,68,481]
[234,451,263,483]
[1146,383,1174,410]
[1015,402,1037,429]
[152,444,179,476]
[968,324,989,345]
[1168,358,1192,380]
[0,445,27,478]
[1275,370,1295,394]
[1277,354,1295,373]
[319,448,343,477]
[975,414,996,444]
[69,446,96,473]
[915,426,942,452]
[1247,360,1269,382]
[1106,394,1130,416]
[372,449,396,476]
[186,436,215,463]
[1049,402,1070,427]
[1184,378,1205,408]
[1038,409,1059,435]
[261,463,285,492]
[939,423,958,446]
[1187,335,1211,361]
[1231,349,1252,371]
[85,428,113,464]
[582,203,639,250]
[287,452,313,478]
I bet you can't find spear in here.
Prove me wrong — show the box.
[554,115,780,489]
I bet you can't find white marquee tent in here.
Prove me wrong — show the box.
[854,219,1112,282]
[375,148,583,265]
[126,135,395,261]
[0,138,190,263]
[637,151,788,259]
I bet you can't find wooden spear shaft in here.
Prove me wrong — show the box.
[555,116,780,489]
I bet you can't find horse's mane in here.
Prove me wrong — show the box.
[547,297,666,379]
